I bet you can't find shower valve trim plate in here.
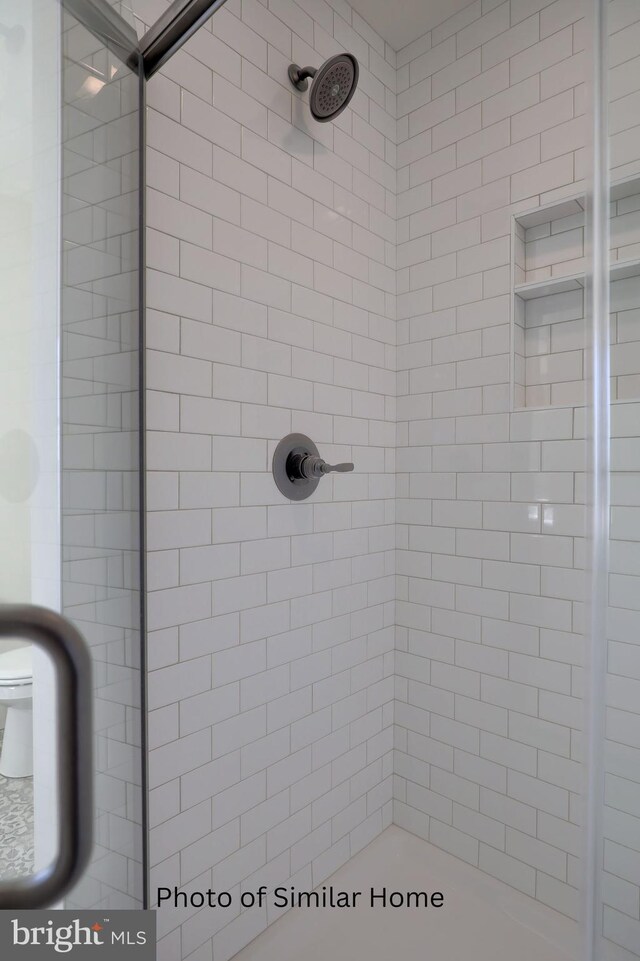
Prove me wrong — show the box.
[273,434,354,500]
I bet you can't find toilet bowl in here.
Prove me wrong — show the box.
[0,646,33,778]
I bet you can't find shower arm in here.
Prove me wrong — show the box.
[288,64,317,91]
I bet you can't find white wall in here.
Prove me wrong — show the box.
[143,2,397,958]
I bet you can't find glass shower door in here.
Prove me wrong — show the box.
[0,0,144,908]
[588,1,640,958]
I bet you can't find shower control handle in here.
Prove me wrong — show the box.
[288,452,354,480]
[318,459,355,474]
[273,433,355,500]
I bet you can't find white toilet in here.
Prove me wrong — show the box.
[0,646,33,778]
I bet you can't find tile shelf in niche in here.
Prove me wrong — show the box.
[512,177,640,409]
[514,271,586,302]
[514,258,640,301]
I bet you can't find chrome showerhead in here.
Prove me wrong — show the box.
[288,53,359,123]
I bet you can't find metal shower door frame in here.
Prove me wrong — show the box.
[64,0,230,78]
[62,0,140,70]
[138,0,230,77]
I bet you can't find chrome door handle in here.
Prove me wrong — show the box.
[0,605,92,908]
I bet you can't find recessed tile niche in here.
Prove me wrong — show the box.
[512,177,640,408]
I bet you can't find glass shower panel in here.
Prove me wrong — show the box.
[0,0,143,907]
[60,10,144,908]
[0,0,59,882]
[596,1,640,957]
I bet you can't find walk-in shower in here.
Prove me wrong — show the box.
[0,0,638,959]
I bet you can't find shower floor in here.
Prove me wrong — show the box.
[233,826,579,961]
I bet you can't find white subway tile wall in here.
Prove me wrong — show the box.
[137,0,640,957]
[61,16,143,909]
[143,1,396,957]
[397,4,640,959]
